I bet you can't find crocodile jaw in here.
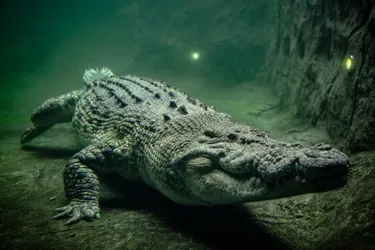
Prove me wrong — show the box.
[183,153,349,206]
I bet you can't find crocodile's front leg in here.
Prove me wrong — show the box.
[52,139,132,224]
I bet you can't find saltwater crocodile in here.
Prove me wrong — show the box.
[20,67,349,225]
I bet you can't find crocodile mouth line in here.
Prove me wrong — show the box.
[222,168,301,188]
[185,154,348,188]
[220,163,348,188]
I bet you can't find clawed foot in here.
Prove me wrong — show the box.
[20,126,49,144]
[51,199,100,225]
[20,127,37,144]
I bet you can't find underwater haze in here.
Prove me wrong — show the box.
[1,1,281,137]
[1,1,375,250]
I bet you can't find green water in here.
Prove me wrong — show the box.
[0,1,333,249]
[0,0,319,143]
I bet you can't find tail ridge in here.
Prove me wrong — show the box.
[83,67,114,87]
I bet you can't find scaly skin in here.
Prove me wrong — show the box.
[20,67,349,224]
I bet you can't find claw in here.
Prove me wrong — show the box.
[20,126,50,144]
[20,127,35,143]
[51,207,73,220]
[51,199,100,225]
[55,205,72,213]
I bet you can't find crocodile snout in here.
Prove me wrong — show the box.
[297,147,349,181]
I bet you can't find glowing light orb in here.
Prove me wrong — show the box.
[345,55,354,71]
[191,52,200,60]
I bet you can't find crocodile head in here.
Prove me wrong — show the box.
[167,122,349,206]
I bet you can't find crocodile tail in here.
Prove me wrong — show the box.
[83,67,114,87]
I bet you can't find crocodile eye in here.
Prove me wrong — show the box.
[227,133,239,142]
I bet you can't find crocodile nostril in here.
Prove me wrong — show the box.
[218,152,226,158]
[227,133,239,142]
